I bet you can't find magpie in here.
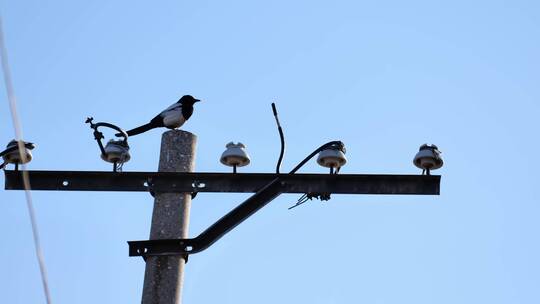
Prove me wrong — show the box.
[118,95,201,137]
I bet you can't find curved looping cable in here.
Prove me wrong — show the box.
[289,141,345,174]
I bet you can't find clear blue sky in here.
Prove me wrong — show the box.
[1,0,539,303]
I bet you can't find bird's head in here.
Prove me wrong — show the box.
[179,95,201,105]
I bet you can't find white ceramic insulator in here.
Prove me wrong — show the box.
[220,142,251,167]
[413,146,443,170]
[317,149,347,168]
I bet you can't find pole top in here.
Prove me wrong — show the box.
[159,130,197,173]
[162,129,197,139]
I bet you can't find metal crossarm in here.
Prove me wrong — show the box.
[4,170,440,195]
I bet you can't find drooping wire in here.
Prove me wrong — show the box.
[288,194,309,210]
[272,103,285,174]
[288,192,333,210]
[0,14,52,304]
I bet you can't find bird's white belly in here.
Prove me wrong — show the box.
[163,110,186,128]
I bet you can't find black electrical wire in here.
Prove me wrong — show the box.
[272,103,286,174]
[289,140,345,174]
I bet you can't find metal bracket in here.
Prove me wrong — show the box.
[128,178,285,259]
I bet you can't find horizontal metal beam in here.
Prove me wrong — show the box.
[3,170,440,195]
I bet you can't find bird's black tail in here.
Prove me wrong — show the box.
[118,123,156,137]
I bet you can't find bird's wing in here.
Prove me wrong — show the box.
[159,102,182,117]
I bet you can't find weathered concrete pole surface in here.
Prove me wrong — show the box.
[142,130,197,304]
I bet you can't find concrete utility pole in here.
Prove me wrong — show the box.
[142,130,196,304]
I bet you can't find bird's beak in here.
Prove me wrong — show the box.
[194,99,201,103]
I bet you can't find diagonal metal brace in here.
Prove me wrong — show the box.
[128,178,285,258]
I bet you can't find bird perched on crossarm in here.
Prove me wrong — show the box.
[118,95,201,137]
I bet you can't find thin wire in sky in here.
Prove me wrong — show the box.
[0,14,53,304]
